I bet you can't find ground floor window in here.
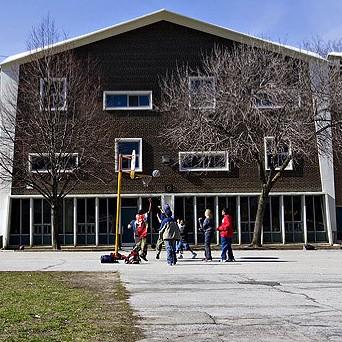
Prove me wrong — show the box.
[9,198,30,246]
[174,196,195,244]
[33,199,52,245]
[7,194,330,247]
[306,195,327,242]
[284,195,304,243]
[77,198,95,245]
[263,196,282,243]
[240,196,258,244]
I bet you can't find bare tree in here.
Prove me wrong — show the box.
[158,43,342,247]
[0,17,114,249]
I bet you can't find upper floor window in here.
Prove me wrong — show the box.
[179,151,229,172]
[264,137,293,170]
[29,153,78,173]
[189,76,216,109]
[40,78,67,111]
[115,138,142,172]
[103,91,152,110]
[254,92,282,109]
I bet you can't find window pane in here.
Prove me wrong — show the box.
[271,197,280,232]
[99,198,108,234]
[64,199,74,234]
[128,95,139,107]
[306,196,314,232]
[106,94,127,108]
[77,199,85,224]
[240,197,248,221]
[34,199,42,224]
[87,198,95,224]
[21,200,30,234]
[139,95,150,106]
[31,156,50,172]
[314,196,325,231]
[293,196,302,221]
[43,200,51,224]
[10,199,20,234]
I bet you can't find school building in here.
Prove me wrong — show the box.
[0,10,340,248]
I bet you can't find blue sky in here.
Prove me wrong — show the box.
[1,0,342,61]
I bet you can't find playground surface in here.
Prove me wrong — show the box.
[1,249,342,341]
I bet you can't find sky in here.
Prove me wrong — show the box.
[1,0,342,62]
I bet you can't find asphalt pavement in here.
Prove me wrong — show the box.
[1,249,342,341]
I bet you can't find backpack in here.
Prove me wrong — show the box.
[125,249,141,264]
[100,253,116,263]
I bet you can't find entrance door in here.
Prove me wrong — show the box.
[121,207,137,245]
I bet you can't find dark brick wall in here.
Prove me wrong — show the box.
[13,21,322,195]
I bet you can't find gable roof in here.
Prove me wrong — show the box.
[0,9,323,67]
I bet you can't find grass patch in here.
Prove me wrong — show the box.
[0,272,141,342]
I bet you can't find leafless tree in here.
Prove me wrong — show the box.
[158,42,342,247]
[0,17,114,249]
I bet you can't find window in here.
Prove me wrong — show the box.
[29,153,79,173]
[189,76,215,109]
[179,151,229,172]
[115,138,142,172]
[40,78,67,111]
[264,137,293,170]
[103,91,152,110]
[253,92,282,109]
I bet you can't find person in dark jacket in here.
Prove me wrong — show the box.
[198,209,215,261]
[159,204,180,265]
[217,208,235,262]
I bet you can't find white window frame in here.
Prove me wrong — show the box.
[264,137,293,171]
[188,76,216,110]
[253,92,283,110]
[179,151,229,172]
[115,138,143,172]
[40,77,67,111]
[103,91,152,110]
[28,153,79,173]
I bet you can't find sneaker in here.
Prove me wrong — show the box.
[226,258,235,262]
[140,254,148,262]
[220,259,226,262]
[156,253,160,260]
[192,253,197,259]
[178,254,183,259]
[169,263,174,266]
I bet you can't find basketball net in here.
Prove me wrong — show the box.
[141,175,152,188]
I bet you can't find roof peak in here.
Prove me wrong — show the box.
[1,9,323,67]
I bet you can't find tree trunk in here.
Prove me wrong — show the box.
[250,185,270,247]
[51,202,62,250]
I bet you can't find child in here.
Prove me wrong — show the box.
[134,198,152,261]
[176,219,197,259]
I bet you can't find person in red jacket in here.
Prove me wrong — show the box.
[217,208,235,262]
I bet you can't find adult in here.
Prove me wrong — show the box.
[198,209,215,261]
[217,208,235,262]
[159,204,180,266]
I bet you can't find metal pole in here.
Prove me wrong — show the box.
[114,154,123,256]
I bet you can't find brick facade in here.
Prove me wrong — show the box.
[12,21,322,196]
